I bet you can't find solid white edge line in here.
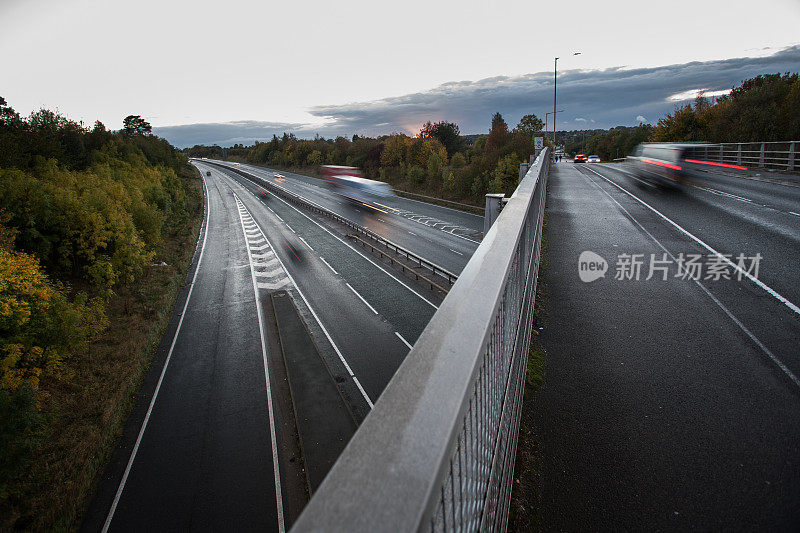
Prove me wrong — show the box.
[346,283,379,315]
[233,194,375,409]
[582,165,800,317]
[395,331,413,350]
[580,169,800,389]
[233,194,286,533]
[393,192,484,218]
[102,173,211,533]
[319,256,338,275]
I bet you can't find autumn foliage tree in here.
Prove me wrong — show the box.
[653,73,800,142]
[0,98,195,501]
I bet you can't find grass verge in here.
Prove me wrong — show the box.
[1,165,204,531]
[508,212,548,532]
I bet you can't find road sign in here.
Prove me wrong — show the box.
[534,136,543,150]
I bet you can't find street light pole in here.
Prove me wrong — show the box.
[553,57,558,150]
[554,52,581,154]
[545,110,565,145]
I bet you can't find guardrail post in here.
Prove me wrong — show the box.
[789,142,796,171]
[737,144,742,166]
[759,143,765,167]
[484,193,506,234]
[519,163,529,183]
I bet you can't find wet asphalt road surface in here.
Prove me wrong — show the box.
[532,162,800,530]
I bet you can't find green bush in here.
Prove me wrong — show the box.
[0,383,44,499]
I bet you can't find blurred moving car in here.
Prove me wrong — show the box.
[627,143,695,187]
[587,155,601,163]
[321,165,394,212]
[573,154,588,163]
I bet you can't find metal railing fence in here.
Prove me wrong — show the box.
[290,148,550,532]
[683,141,797,171]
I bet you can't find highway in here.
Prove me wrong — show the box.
[84,161,465,531]
[82,153,800,530]
[532,161,800,529]
[211,161,481,275]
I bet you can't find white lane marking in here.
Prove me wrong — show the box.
[265,168,482,243]
[103,175,213,533]
[393,193,484,219]
[222,165,446,308]
[346,283,379,315]
[233,194,374,409]
[319,256,338,275]
[449,248,464,256]
[395,331,413,350]
[266,188,439,310]
[581,170,800,390]
[408,231,417,236]
[698,186,753,203]
[274,213,284,222]
[297,235,314,251]
[285,223,295,233]
[790,211,800,217]
[583,165,800,317]
[233,195,286,532]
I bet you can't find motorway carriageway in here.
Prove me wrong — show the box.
[211,160,481,275]
[84,161,458,531]
[532,161,800,529]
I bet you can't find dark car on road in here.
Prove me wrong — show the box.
[573,154,588,163]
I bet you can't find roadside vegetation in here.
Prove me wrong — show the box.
[565,73,800,161]
[0,98,203,529]
[187,112,549,204]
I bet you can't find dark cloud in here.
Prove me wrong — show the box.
[155,46,800,147]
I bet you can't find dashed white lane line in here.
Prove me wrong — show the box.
[217,177,376,409]
[319,256,338,275]
[449,248,464,256]
[297,235,313,251]
[263,185,439,309]
[790,211,800,217]
[395,332,413,350]
[274,212,284,222]
[285,223,295,233]
[233,194,375,409]
[408,231,417,236]
[346,283,379,315]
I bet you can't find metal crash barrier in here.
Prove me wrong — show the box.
[291,148,551,532]
[684,141,797,171]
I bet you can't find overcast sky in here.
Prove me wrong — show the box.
[3,0,799,146]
